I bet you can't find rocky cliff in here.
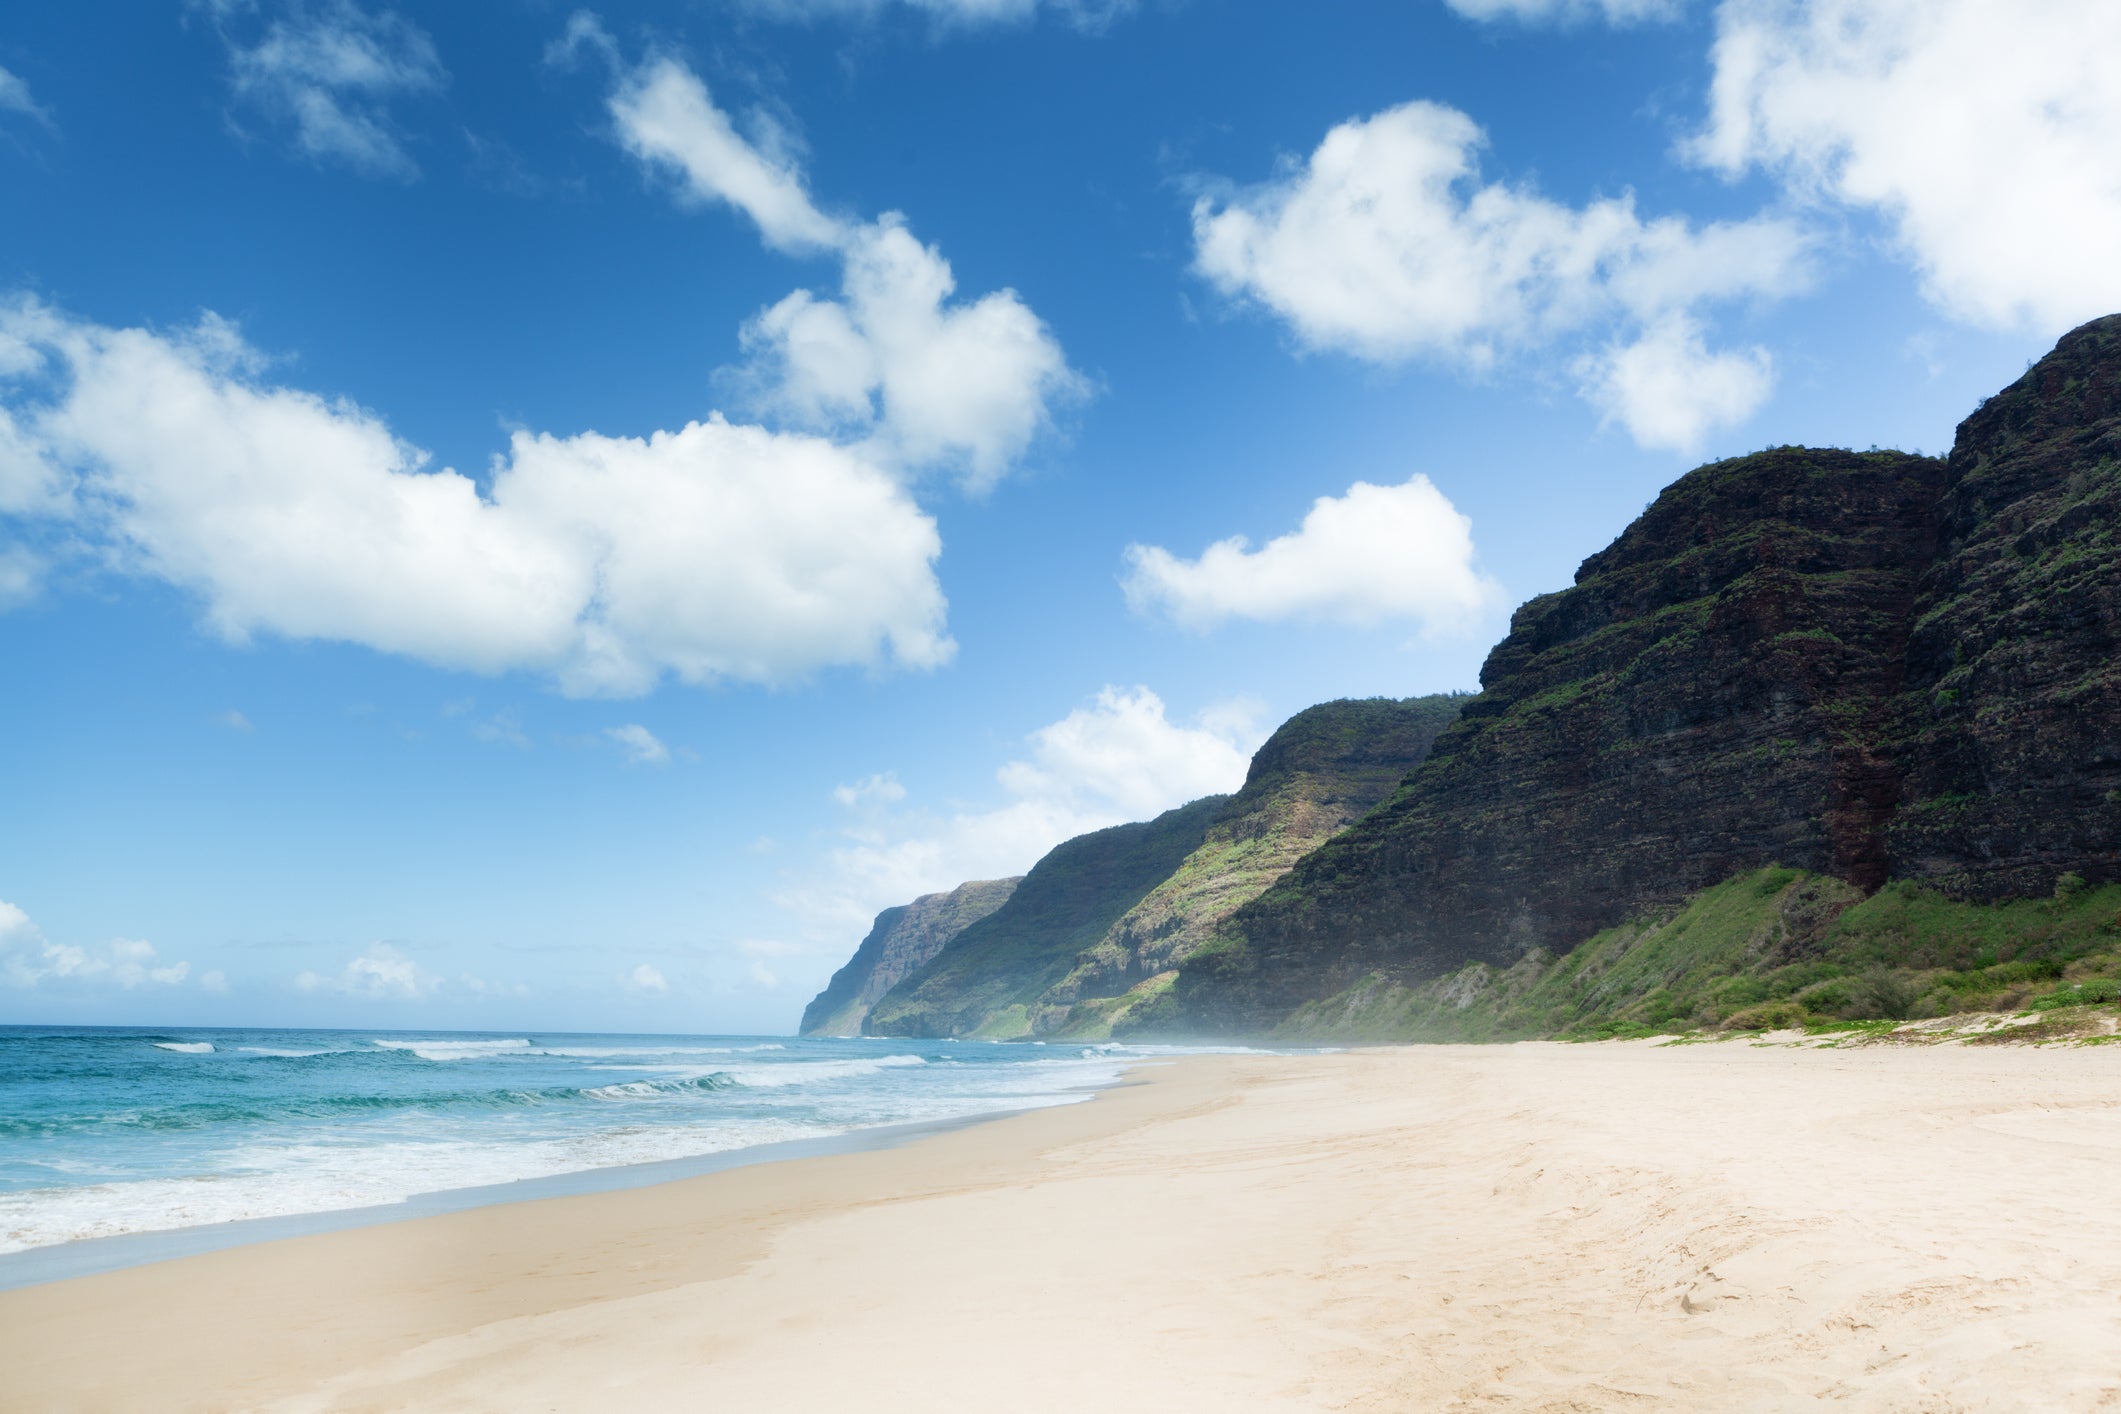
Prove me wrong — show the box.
[1024,695,1464,1037]
[799,877,1020,1036]
[1886,316,2121,895]
[1174,315,2121,1036]
[860,796,1228,1038]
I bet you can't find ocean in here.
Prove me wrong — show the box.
[0,1026,1248,1260]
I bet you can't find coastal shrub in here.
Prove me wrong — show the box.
[1795,977,1856,1015]
[1720,999,1810,1032]
[1848,967,1921,1020]
[2028,978,2121,1011]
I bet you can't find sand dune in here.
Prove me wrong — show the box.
[6,1041,2121,1411]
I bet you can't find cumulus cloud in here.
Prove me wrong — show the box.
[796,686,1261,939]
[1689,0,2121,333]
[1193,99,1806,449]
[0,901,196,990]
[295,943,441,999]
[602,47,1083,490]
[208,0,446,179]
[605,722,671,766]
[1444,0,1681,22]
[625,962,668,992]
[1578,313,1775,453]
[0,299,953,696]
[0,64,53,127]
[1123,475,1498,633]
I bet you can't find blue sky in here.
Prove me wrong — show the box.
[2,0,2114,1032]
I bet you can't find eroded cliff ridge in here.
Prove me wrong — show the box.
[1173,315,2121,1035]
[798,878,1019,1036]
[861,796,1229,1039]
[1025,695,1464,1037]
[829,696,1462,1040]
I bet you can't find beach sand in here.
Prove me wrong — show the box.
[6,1040,2121,1412]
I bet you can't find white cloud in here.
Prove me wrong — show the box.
[216,708,254,731]
[1444,0,1681,22]
[201,970,230,993]
[608,55,843,254]
[834,772,907,809]
[0,300,953,696]
[625,962,669,992]
[0,64,52,127]
[212,0,446,179]
[605,722,671,766]
[1192,99,1804,447]
[1689,0,2121,333]
[0,902,196,990]
[732,0,1132,29]
[795,686,1261,939]
[1578,313,1776,453]
[602,48,1083,491]
[295,943,440,999]
[1122,474,1498,632]
[739,219,1088,491]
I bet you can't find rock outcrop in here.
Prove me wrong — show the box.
[1175,316,2121,1035]
[798,878,1019,1036]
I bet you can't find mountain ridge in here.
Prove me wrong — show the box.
[803,315,2121,1044]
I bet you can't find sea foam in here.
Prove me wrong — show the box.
[0,1029,1271,1259]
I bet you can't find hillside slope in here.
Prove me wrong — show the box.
[799,878,1020,1036]
[1175,315,2121,1036]
[861,796,1227,1039]
[1024,695,1464,1038]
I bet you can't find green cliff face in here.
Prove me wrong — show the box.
[1024,695,1465,1038]
[798,877,1020,1036]
[824,695,1462,1040]
[859,796,1229,1039]
[1171,314,2121,1038]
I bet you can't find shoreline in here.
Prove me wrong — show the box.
[8,1043,2121,1410]
[0,1102,1045,1294]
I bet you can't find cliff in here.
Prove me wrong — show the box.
[1025,695,1464,1037]
[1174,315,2121,1036]
[799,877,1020,1036]
[1885,315,2121,895]
[860,796,1228,1039]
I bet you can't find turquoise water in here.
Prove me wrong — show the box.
[0,1026,1231,1253]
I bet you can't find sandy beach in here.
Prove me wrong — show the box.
[6,1040,2121,1412]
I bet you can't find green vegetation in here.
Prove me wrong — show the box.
[834,695,1467,1041]
[800,878,1020,1036]
[862,796,1229,1038]
[1277,866,2121,1043]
